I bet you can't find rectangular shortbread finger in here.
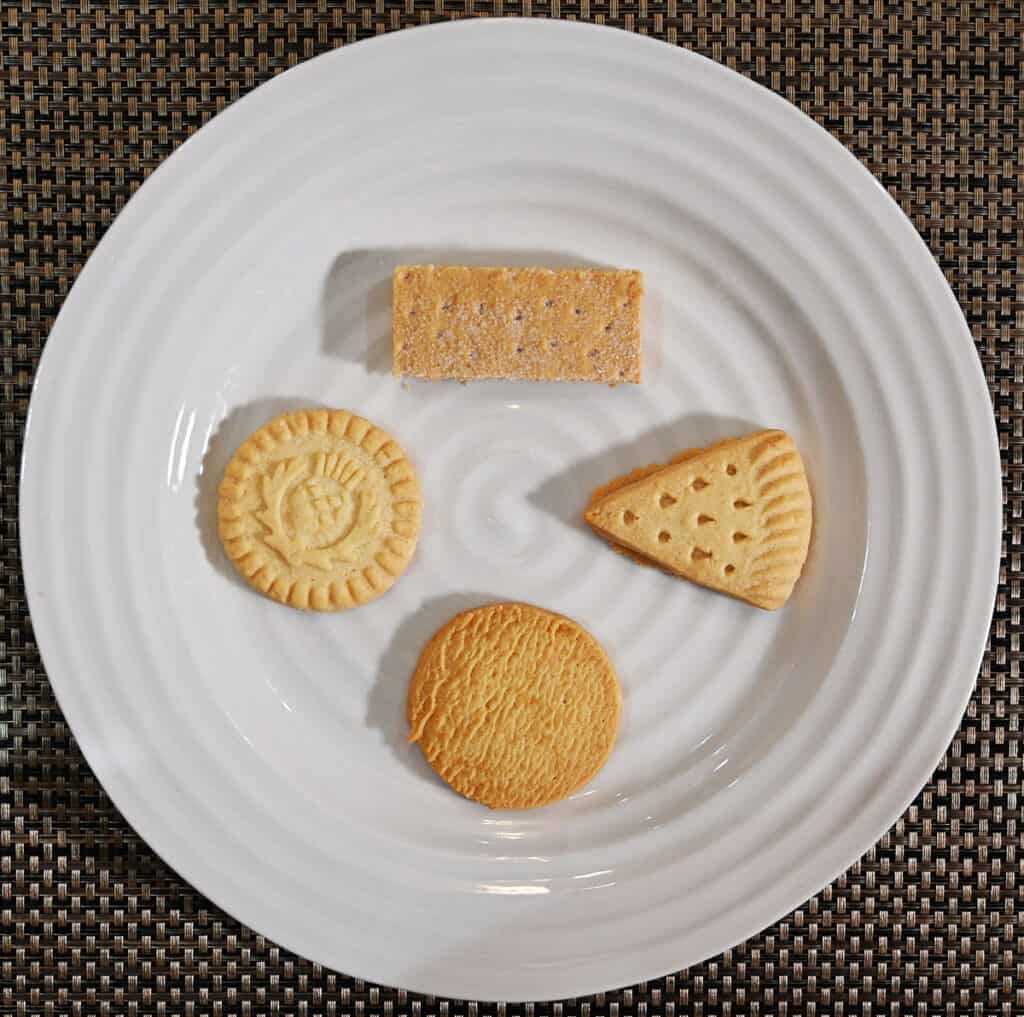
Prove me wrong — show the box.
[392,265,643,383]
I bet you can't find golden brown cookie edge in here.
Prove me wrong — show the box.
[217,407,422,611]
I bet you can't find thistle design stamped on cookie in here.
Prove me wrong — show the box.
[218,409,422,611]
[257,452,381,570]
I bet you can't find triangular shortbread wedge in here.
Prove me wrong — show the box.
[584,430,812,610]
[587,447,703,505]
[586,449,702,570]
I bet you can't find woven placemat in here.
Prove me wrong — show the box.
[1,2,1020,1014]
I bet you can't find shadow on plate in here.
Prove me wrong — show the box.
[194,396,326,591]
[320,247,608,375]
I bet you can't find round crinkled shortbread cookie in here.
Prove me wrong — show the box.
[217,408,421,611]
[408,602,622,810]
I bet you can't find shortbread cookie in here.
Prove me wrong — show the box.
[408,603,622,809]
[392,265,643,383]
[587,448,703,505]
[585,430,812,610]
[586,449,703,570]
[217,408,421,610]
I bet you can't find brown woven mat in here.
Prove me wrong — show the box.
[1,2,1020,1013]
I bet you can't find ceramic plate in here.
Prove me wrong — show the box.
[20,19,1000,1002]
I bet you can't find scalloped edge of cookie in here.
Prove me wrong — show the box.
[741,431,813,610]
[217,408,422,611]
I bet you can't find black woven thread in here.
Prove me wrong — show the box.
[2,3,1021,1014]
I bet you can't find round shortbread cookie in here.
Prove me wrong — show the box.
[408,603,622,809]
[217,408,421,611]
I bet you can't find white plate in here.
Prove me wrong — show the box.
[20,18,1000,1002]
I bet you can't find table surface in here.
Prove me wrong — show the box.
[2,2,1021,1014]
